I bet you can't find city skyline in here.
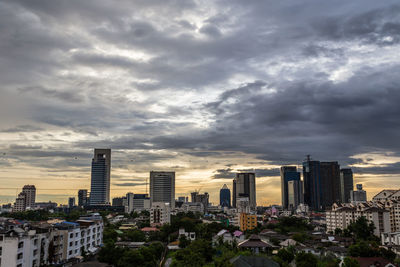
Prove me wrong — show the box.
[1,0,400,205]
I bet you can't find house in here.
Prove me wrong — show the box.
[238,235,277,254]
[178,228,195,241]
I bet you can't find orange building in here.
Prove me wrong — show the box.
[239,213,257,231]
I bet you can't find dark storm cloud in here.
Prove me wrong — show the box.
[1,125,43,133]
[1,0,400,183]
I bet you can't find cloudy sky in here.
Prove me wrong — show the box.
[1,0,400,205]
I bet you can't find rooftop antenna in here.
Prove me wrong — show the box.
[146,177,148,195]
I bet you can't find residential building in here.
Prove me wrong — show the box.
[350,184,367,203]
[239,213,257,232]
[233,173,256,210]
[220,184,231,208]
[280,166,301,210]
[150,202,171,226]
[340,168,354,203]
[78,189,88,207]
[14,193,27,212]
[150,171,175,209]
[372,189,400,202]
[68,197,75,208]
[0,214,103,267]
[89,148,111,205]
[326,202,390,236]
[22,185,36,209]
[287,180,303,210]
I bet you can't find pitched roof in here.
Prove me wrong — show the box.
[354,257,393,267]
[238,235,277,248]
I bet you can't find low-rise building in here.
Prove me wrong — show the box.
[150,202,171,226]
[239,213,257,232]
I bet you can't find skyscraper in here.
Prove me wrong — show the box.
[68,197,75,208]
[150,171,175,209]
[89,148,111,205]
[220,184,231,208]
[288,180,303,210]
[280,166,301,209]
[22,185,36,209]
[303,156,322,211]
[232,173,256,209]
[340,168,354,203]
[320,161,341,209]
[78,189,88,207]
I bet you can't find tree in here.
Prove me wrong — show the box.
[348,216,375,240]
[342,257,360,267]
[125,229,146,242]
[179,235,190,248]
[277,248,294,263]
[334,228,342,236]
[348,241,378,257]
[295,252,317,267]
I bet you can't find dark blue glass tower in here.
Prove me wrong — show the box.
[280,166,301,209]
[220,184,231,208]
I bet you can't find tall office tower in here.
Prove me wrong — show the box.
[22,185,36,209]
[68,197,76,208]
[150,171,175,209]
[303,156,322,211]
[232,173,256,209]
[350,184,367,203]
[191,192,198,203]
[220,184,231,208]
[340,168,354,203]
[288,180,303,210]
[89,148,111,205]
[78,189,88,207]
[280,166,301,209]
[320,161,341,209]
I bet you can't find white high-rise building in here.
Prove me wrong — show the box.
[150,202,171,226]
[150,171,175,209]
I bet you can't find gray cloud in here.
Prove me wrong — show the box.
[1,0,400,197]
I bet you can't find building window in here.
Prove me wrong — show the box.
[33,239,38,245]
[69,250,72,255]
[33,249,38,256]
[70,233,73,238]
[17,252,23,259]
[18,242,24,248]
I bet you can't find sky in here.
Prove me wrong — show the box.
[1,0,400,205]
